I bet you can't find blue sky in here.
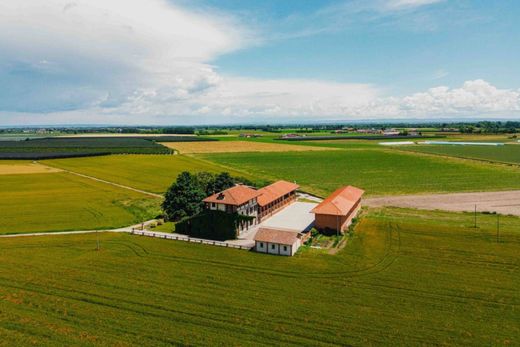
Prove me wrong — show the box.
[0,0,519,125]
[204,0,520,93]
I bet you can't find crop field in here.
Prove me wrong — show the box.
[198,149,520,196]
[44,154,255,194]
[0,137,175,159]
[160,140,339,154]
[0,208,518,345]
[0,172,160,234]
[398,144,520,165]
[0,161,62,175]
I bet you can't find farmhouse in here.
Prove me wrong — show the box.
[203,180,300,235]
[254,227,303,256]
[203,185,260,233]
[312,186,364,234]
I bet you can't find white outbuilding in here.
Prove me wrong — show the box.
[254,227,303,256]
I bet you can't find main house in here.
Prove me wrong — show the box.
[203,180,299,235]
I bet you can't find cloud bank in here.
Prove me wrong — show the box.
[0,0,518,125]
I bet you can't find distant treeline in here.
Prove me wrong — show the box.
[1,121,518,135]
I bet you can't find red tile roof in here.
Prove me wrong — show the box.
[203,185,260,206]
[254,227,300,245]
[257,180,299,207]
[311,186,364,216]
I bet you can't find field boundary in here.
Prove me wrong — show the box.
[130,230,253,250]
[42,162,163,198]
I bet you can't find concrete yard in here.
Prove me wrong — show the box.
[261,202,318,231]
[239,201,318,242]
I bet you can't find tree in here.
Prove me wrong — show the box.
[195,171,217,195]
[213,172,235,192]
[162,172,206,221]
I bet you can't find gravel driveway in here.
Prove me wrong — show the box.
[365,190,520,216]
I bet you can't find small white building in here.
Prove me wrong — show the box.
[254,227,303,256]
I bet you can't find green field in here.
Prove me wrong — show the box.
[199,149,520,196]
[399,144,520,165]
[0,208,518,345]
[0,172,160,234]
[44,154,256,194]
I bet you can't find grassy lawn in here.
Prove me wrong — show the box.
[398,144,520,165]
[198,149,520,196]
[44,154,255,194]
[0,208,518,345]
[0,172,161,234]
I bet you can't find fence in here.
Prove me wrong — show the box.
[130,229,252,250]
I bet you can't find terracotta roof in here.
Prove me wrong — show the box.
[254,227,300,245]
[257,180,299,207]
[203,185,260,206]
[311,186,364,216]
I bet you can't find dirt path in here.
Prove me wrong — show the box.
[365,190,520,216]
[45,165,163,199]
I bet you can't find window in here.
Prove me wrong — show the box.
[283,246,287,251]
[271,244,276,250]
[211,203,216,208]
[259,242,264,247]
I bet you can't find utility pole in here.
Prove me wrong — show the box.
[474,204,477,228]
[496,213,500,243]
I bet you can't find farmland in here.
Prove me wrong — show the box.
[160,140,338,154]
[198,149,520,196]
[0,172,160,234]
[0,137,173,159]
[398,143,520,165]
[0,208,518,345]
[44,154,256,194]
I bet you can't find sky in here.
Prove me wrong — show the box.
[0,0,519,125]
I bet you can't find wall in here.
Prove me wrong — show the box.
[255,241,300,256]
[314,201,361,233]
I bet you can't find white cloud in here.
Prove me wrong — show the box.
[353,80,520,119]
[0,1,518,125]
[0,0,245,112]
[385,0,445,10]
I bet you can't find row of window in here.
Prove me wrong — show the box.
[258,242,289,252]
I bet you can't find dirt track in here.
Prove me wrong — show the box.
[365,190,520,216]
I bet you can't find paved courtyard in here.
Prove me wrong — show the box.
[238,201,318,241]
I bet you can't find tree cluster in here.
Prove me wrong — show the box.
[162,171,255,221]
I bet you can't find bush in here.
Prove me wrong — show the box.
[176,210,254,241]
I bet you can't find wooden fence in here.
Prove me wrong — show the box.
[130,230,252,250]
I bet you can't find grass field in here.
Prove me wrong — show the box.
[160,140,338,153]
[0,208,518,345]
[44,154,256,194]
[398,144,520,165]
[0,172,160,234]
[199,149,520,196]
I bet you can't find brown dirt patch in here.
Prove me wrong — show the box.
[0,163,62,175]
[160,141,340,154]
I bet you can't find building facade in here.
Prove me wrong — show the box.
[203,180,300,235]
[311,186,364,233]
[254,227,302,256]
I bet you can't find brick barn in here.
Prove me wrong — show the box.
[311,186,364,234]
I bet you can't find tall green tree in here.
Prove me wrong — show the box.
[213,172,235,192]
[162,172,206,221]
